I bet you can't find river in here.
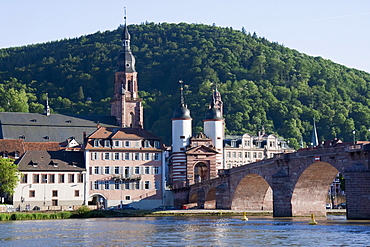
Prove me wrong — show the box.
[0,215,369,246]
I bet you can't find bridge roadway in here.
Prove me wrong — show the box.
[174,143,370,220]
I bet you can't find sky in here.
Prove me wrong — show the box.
[1,0,370,73]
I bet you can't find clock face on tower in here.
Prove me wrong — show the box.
[126,63,130,68]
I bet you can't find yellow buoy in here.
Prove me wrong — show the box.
[241,212,248,221]
[309,214,317,225]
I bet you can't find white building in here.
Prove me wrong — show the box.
[223,128,293,169]
[13,150,86,210]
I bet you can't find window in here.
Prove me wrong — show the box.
[104,153,110,160]
[114,153,120,160]
[144,181,150,190]
[238,152,242,158]
[52,190,58,197]
[74,190,80,197]
[33,174,40,183]
[68,174,75,183]
[154,141,160,148]
[77,174,83,183]
[3,152,8,158]
[59,174,65,183]
[125,141,130,147]
[114,141,121,147]
[135,167,140,174]
[124,182,130,190]
[92,152,98,160]
[29,190,35,197]
[154,153,160,161]
[104,140,110,147]
[245,140,250,146]
[145,167,150,174]
[144,140,150,148]
[94,166,100,174]
[145,153,150,160]
[125,153,130,160]
[52,199,58,206]
[15,152,20,159]
[94,139,100,147]
[94,181,99,190]
[105,166,110,174]
[253,152,257,158]
[135,181,140,190]
[258,152,262,158]
[41,174,47,183]
[21,174,28,183]
[245,152,250,158]
[231,140,237,147]
[49,174,55,183]
[134,153,140,160]
[115,180,120,189]
[154,167,160,175]
[180,136,185,139]
[104,181,109,190]
[115,166,120,174]
[227,152,231,158]
[124,167,130,177]
[232,152,236,158]
[125,195,131,200]
[270,141,275,147]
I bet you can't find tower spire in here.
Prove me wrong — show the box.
[179,80,184,105]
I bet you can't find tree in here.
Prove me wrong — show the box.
[0,158,20,197]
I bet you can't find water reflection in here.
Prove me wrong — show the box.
[0,216,369,246]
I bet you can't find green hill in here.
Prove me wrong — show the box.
[1,22,370,148]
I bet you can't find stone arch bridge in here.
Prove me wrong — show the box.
[174,143,370,219]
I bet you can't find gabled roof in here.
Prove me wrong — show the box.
[186,145,219,155]
[88,127,161,140]
[0,139,60,154]
[0,112,118,143]
[15,150,85,171]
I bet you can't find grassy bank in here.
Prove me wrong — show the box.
[0,208,345,221]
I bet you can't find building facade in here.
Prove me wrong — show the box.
[13,150,86,210]
[223,128,293,169]
[84,127,164,209]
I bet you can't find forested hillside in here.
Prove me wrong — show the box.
[1,22,370,148]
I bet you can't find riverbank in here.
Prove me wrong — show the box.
[0,208,346,221]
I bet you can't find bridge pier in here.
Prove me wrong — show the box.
[345,164,370,220]
[272,169,293,217]
[197,188,205,209]
[215,183,231,209]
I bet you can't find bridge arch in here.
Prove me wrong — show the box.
[231,173,272,210]
[291,161,339,216]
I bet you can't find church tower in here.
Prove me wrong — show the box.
[110,15,143,128]
[203,91,224,170]
[171,80,192,188]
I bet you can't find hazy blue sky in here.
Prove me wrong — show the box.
[1,0,370,72]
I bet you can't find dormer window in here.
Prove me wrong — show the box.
[154,141,160,148]
[29,161,37,167]
[14,152,20,159]
[231,141,237,147]
[125,141,130,148]
[30,119,37,122]
[93,139,100,147]
[104,140,111,148]
[114,141,121,147]
[144,140,150,148]
[3,152,8,158]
